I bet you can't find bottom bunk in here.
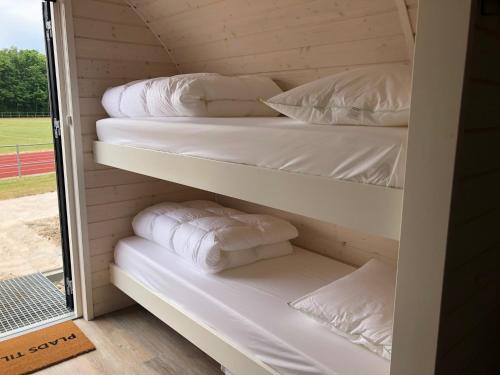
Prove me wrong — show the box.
[111,236,391,375]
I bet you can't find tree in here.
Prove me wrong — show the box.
[0,48,49,113]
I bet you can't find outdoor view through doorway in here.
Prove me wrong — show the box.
[0,0,74,340]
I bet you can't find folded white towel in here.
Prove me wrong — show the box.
[132,200,298,273]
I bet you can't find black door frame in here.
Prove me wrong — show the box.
[42,0,74,310]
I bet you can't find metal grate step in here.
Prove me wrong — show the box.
[0,273,73,338]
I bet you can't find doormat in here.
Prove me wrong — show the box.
[0,321,95,375]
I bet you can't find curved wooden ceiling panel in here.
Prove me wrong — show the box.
[127,0,418,88]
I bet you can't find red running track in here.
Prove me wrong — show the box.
[0,150,55,179]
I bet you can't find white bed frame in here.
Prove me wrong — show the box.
[94,141,404,240]
[110,264,279,375]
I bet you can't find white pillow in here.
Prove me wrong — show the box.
[289,259,396,360]
[263,65,411,126]
[101,73,282,118]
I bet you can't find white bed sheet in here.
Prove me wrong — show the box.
[114,236,391,375]
[97,117,406,188]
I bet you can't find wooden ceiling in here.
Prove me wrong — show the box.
[126,0,418,88]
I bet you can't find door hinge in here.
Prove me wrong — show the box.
[53,119,61,138]
[65,278,73,296]
[45,20,53,37]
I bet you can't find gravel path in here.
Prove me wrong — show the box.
[0,192,62,280]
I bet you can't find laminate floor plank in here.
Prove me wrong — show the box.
[38,306,221,375]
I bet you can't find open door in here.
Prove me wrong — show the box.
[42,0,73,310]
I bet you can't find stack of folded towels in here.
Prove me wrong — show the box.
[132,200,298,273]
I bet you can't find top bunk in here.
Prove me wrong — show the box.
[93,115,405,240]
[93,66,411,241]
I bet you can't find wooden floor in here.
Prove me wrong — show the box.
[38,306,221,375]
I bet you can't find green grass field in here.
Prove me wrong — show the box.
[0,118,55,199]
[0,173,56,200]
[0,117,53,154]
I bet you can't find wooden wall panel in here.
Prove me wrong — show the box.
[170,12,403,64]
[128,0,415,88]
[73,0,144,25]
[71,0,213,318]
[76,58,177,79]
[436,2,500,373]
[179,35,407,74]
[73,18,159,45]
[217,196,399,267]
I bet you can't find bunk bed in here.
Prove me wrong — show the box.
[93,116,405,240]
[111,236,390,375]
[51,0,476,373]
[94,115,403,374]
[93,113,403,374]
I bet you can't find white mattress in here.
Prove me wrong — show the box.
[114,236,391,375]
[97,117,407,188]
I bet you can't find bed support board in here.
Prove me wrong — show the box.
[94,141,404,240]
[110,264,278,375]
